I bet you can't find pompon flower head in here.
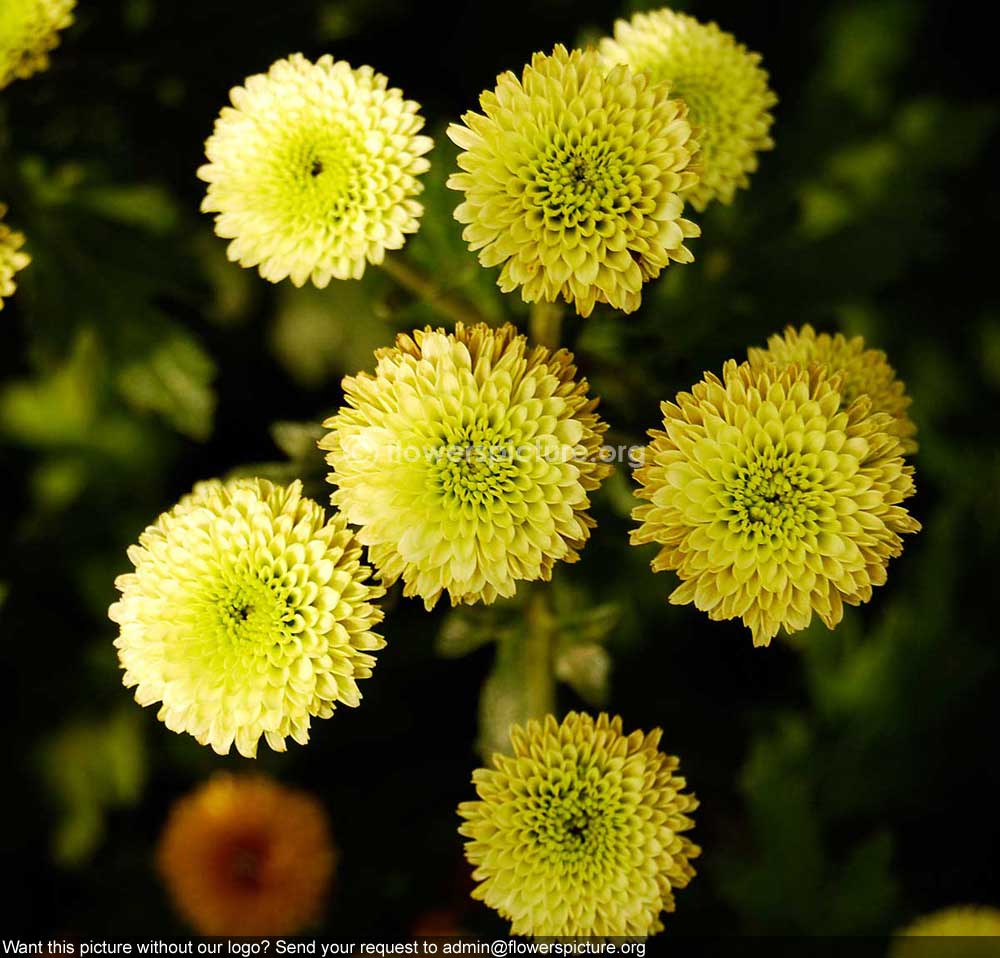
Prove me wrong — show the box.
[319,323,611,609]
[600,8,776,211]
[447,45,701,318]
[631,360,920,647]
[892,906,1000,958]
[458,712,699,937]
[0,205,31,310]
[0,0,75,90]
[109,478,385,757]
[158,774,335,935]
[749,324,918,454]
[199,53,433,287]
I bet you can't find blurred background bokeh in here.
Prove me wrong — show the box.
[1,0,998,939]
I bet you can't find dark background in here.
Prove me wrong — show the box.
[1,0,998,939]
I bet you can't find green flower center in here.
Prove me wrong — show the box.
[724,450,825,543]
[528,135,633,228]
[214,574,294,645]
[528,763,621,872]
[432,421,523,506]
[274,125,366,224]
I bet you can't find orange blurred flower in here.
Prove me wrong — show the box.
[157,774,335,935]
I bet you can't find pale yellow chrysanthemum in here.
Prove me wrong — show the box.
[447,44,700,318]
[0,0,75,90]
[319,323,611,609]
[600,7,776,211]
[749,324,918,454]
[199,53,433,287]
[631,360,920,646]
[892,906,1000,958]
[158,774,336,936]
[458,712,699,937]
[0,205,31,310]
[110,478,385,757]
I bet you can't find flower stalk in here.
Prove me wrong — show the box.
[512,300,567,723]
[379,253,490,327]
[528,300,563,351]
[520,586,558,721]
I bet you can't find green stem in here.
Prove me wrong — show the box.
[379,253,489,327]
[516,301,566,723]
[521,586,558,721]
[529,300,564,350]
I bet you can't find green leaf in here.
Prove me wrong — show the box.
[41,710,147,867]
[116,328,216,440]
[554,642,611,707]
[270,276,393,387]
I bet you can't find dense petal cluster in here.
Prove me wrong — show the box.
[110,478,385,757]
[458,712,699,937]
[447,45,700,318]
[600,8,776,210]
[892,906,1000,957]
[320,323,611,608]
[158,774,336,935]
[632,360,920,646]
[0,0,75,90]
[0,205,31,310]
[199,53,433,287]
[749,324,917,454]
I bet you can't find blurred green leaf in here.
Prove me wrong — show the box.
[818,0,920,115]
[116,328,216,440]
[271,277,392,388]
[41,710,147,867]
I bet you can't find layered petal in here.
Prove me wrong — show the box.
[458,712,700,938]
[320,323,611,608]
[749,324,918,454]
[0,0,75,89]
[109,478,385,756]
[447,45,701,318]
[0,204,31,309]
[631,359,920,646]
[199,53,433,287]
[600,8,776,211]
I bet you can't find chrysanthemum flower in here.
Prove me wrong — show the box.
[631,360,920,647]
[600,8,776,211]
[897,905,1000,937]
[0,205,31,310]
[109,478,385,757]
[158,773,335,936]
[892,906,1000,957]
[749,324,918,454]
[199,53,433,287]
[319,323,611,608]
[458,712,699,937]
[447,45,700,318]
[0,0,75,90]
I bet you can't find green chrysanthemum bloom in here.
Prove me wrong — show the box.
[0,205,31,310]
[600,8,776,211]
[319,323,611,609]
[0,0,75,90]
[749,324,918,454]
[447,44,701,318]
[892,906,1000,958]
[199,53,433,287]
[109,478,385,757]
[631,360,920,647]
[458,712,699,937]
